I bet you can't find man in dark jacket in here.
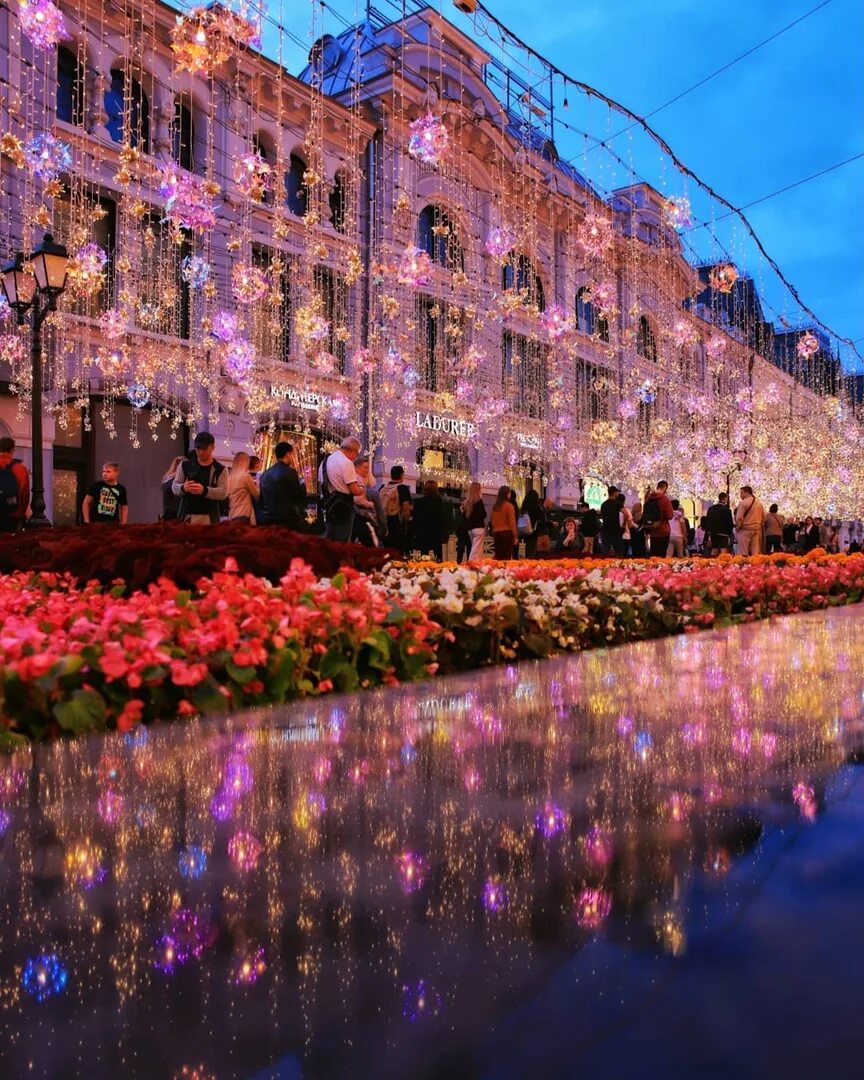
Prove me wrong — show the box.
[642,480,674,557]
[259,442,306,529]
[412,480,451,561]
[705,492,734,556]
[172,432,228,524]
[599,485,623,556]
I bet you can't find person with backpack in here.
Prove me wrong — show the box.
[171,432,228,524]
[379,464,413,555]
[319,436,365,542]
[641,480,674,557]
[0,436,30,533]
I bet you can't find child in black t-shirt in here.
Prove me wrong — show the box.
[83,462,128,524]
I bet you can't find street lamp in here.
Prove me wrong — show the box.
[1,234,68,527]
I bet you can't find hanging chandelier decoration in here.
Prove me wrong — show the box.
[796,331,820,360]
[23,133,72,182]
[211,309,241,343]
[709,264,739,294]
[170,4,261,76]
[540,305,573,340]
[126,383,151,409]
[408,113,449,167]
[19,0,68,50]
[68,243,108,294]
[662,195,692,231]
[485,225,517,261]
[180,255,211,289]
[578,213,614,258]
[234,153,273,202]
[397,246,433,288]
[231,264,269,305]
[158,166,218,233]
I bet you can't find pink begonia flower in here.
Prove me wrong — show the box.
[170,661,210,687]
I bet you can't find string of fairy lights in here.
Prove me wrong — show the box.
[0,0,860,514]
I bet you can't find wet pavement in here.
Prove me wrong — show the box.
[0,607,862,1079]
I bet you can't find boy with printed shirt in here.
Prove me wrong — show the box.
[83,462,128,524]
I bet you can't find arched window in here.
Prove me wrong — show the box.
[285,154,307,216]
[502,253,545,312]
[105,69,150,153]
[636,315,657,362]
[329,172,346,233]
[57,46,84,127]
[172,97,195,172]
[576,286,594,335]
[418,205,464,271]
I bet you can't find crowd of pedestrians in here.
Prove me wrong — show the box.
[0,431,859,561]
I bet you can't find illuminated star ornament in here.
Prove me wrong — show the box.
[408,113,449,167]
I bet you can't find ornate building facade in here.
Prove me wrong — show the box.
[0,1,856,523]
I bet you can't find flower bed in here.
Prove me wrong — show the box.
[1,551,862,746]
[0,521,390,590]
[0,562,438,746]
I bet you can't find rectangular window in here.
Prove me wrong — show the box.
[251,246,292,363]
[503,331,547,419]
[53,188,117,318]
[131,214,189,338]
[313,267,348,373]
[575,359,606,422]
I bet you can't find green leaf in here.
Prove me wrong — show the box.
[53,689,107,735]
[266,649,298,700]
[226,660,257,686]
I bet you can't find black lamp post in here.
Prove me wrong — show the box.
[1,234,69,528]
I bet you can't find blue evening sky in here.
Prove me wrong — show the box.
[263,0,863,369]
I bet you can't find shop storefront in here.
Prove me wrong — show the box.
[505,461,546,507]
[415,442,473,497]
